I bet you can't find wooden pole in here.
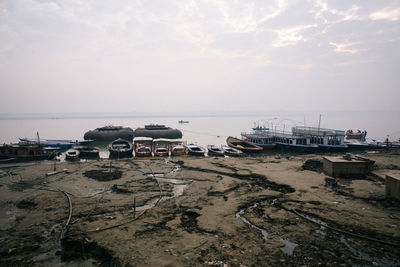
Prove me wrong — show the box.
[133,197,136,218]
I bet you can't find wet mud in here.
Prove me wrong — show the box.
[83,168,123,181]
[60,236,120,265]
[0,153,399,266]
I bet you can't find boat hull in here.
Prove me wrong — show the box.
[207,150,224,156]
[108,139,134,158]
[0,143,56,163]
[0,153,55,163]
[226,137,263,153]
[109,150,133,158]
[171,151,186,156]
[187,150,205,156]
[275,143,318,152]
[207,145,225,157]
[187,144,206,156]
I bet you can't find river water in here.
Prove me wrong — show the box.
[0,111,399,146]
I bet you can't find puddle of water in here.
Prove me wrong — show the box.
[134,176,192,212]
[135,198,160,212]
[236,209,269,240]
[298,211,400,266]
[315,226,327,236]
[280,239,298,255]
[235,205,298,255]
[340,236,400,267]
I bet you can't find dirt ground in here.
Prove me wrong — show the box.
[0,150,399,266]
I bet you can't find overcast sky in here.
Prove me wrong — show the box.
[0,0,399,113]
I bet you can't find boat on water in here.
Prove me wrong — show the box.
[344,140,371,150]
[344,129,371,149]
[368,138,400,149]
[226,136,263,153]
[134,124,182,139]
[222,145,243,157]
[136,146,152,157]
[242,125,348,151]
[178,120,189,124]
[84,125,134,141]
[73,146,100,159]
[153,138,170,157]
[19,138,93,148]
[187,144,206,156]
[170,139,186,156]
[0,143,55,163]
[65,149,80,161]
[207,145,225,157]
[133,137,153,157]
[108,139,133,158]
[290,126,347,151]
[345,130,367,141]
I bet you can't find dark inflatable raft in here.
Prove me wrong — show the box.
[84,126,134,141]
[134,124,182,139]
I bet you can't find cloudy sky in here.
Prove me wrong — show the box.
[0,0,399,113]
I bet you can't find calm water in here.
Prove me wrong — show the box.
[0,111,399,147]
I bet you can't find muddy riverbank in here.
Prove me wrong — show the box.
[0,151,399,266]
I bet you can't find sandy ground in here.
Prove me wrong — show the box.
[0,151,399,266]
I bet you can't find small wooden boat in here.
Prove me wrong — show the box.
[136,145,152,157]
[187,144,206,156]
[65,149,80,161]
[73,146,100,159]
[154,147,169,157]
[226,136,263,153]
[153,138,170,157]
[171,144,186,156]
[0,143,55,163]
[19,137,93,148]
[207,145,225,157]
[222,145,243,157]
[169,139,186,156]
[108,138,133,158]
[134,137,153,157]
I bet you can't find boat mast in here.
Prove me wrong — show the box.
[36,131,40,146]
[317,114,321,142]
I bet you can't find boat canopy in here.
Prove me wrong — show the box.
[292,126,345,136]
[153,138,173,143]
[133,137,153,142]
[169,139,184,144]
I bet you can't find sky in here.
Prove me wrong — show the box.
[0,0,399,113]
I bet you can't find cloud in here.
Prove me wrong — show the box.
[0,0,399,113]
[329,41,359,54]
[334,59,376,67]
[273,24,317,47]
[280,63,314,69]
[208,0,288,33]
[311,0,361,24]
[370,7,400,21]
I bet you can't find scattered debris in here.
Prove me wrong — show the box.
[46,168,68,176]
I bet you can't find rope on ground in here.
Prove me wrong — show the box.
[292,209,400,247]
[59,189,73,240]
